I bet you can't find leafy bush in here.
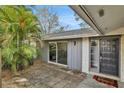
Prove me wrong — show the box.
[0,6,42,75]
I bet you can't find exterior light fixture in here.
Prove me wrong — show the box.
[99,9,104,17]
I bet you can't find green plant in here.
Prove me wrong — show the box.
[0,6,42,75]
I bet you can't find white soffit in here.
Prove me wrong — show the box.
[70,5,124,34]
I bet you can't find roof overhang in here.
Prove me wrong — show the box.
[42,34,98,40]
[42,29,98,40]
[70,5,124,35]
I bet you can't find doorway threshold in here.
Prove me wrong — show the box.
[48,61,67,68]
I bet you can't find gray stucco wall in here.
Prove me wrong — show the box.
[41,41,49,62]
[67,39,82,71]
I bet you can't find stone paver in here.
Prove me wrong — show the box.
[3,61,121,88]
[3,61,84,88]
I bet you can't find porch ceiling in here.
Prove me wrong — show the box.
[70,5,124,35]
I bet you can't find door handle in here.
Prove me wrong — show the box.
[100,56,103,59]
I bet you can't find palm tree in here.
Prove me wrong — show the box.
[0,6,42,75]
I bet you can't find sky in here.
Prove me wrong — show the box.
[30,5,89,30]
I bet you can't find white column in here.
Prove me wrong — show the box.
[82,38,90,73]
[56,42,58,63]
[120,35,124,82]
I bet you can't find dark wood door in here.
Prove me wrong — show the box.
[100,37,119,76]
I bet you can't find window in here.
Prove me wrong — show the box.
[49,41,67,65]
[90,38,99,73]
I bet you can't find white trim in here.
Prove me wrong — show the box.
[48,61,67,67]
[56,42,58,63]
[48,42,49,62]
[120,35,124,82]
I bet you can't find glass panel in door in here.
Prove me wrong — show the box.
[57,42,67,65]
[90,39,99,73]
[49,43,56,62]
[100,38,119,76]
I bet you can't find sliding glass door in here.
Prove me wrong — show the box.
[49,41,67,65]
[58,42,67,65]
[49,42,56,63]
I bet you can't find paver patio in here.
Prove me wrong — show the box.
[2,60,115,88]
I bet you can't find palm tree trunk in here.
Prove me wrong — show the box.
[11,57,17,76]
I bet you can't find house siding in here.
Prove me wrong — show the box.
[41,41,49,62]
[41,39,82,71]
[41,27,124,82]
[67,39,82,71]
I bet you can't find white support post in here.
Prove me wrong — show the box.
[82,38,90,73]
[56,42,58,63]
[120,35,124,82]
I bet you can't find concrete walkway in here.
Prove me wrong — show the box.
[77,75,114,88]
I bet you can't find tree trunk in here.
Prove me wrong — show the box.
[0,48,2,88]
[11,59,17,76]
